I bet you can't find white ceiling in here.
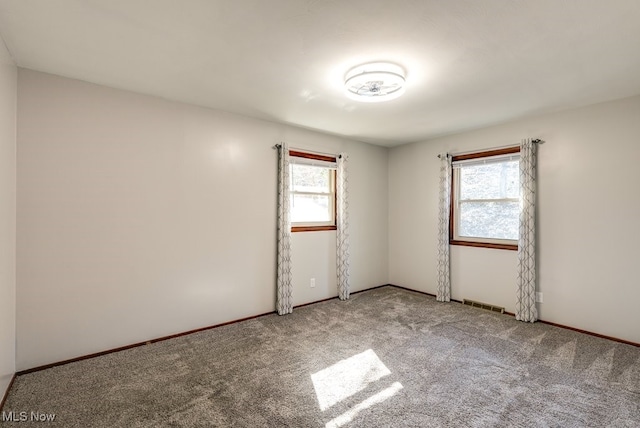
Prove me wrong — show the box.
[1,0,640,147]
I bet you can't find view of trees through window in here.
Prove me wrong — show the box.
[290,164,333,224]
[458,160,519,240]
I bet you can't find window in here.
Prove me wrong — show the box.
[451,147,520,250]
[290,150,337,232]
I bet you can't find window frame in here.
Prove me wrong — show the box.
[289,150,337,233]
[450,146,520,251]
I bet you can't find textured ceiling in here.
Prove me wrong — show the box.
[1,0,640,146]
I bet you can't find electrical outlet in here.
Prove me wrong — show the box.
[535,292,543,303]
[310,278,316,288]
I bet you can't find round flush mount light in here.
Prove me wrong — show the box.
[344,62,406,102]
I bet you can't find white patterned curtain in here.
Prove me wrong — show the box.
[276,143,293,315]
[336,153,351,300]
[516,139,538,322]
[437,154,452,302]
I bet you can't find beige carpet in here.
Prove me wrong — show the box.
[1,286,639,427]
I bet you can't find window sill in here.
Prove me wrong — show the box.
[292,225,337,233]
[450,239,518,251]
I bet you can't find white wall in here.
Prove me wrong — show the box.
[16,69,388,370]
[16,67,638,373]
[291,140,388,306]
[0,39,17,398]
[389,95,640,344]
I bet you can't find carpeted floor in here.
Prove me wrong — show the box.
[1,286,639,427]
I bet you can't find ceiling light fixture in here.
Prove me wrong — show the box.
[344,62,406,103]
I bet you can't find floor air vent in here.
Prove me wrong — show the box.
[462,299,505,314]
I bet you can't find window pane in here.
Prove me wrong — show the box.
[459,201,519,240]
[291,164,331,193]
[291,194,332,223]
[460,161,519,200]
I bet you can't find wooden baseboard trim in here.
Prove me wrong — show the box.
[17,310,277,375]
[387,284,465,304]
[294,296,337,309]
[352,284,391,295]
[537,319,638,347]
[502,310,637,346]
[389,284,639,348]
[388,284,436,298]
[21,283,633,377]
[17,284,392,376]
[0,373,17,411]
[293,284,391,309]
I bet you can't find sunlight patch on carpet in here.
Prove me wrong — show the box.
[311,349,391,411]
[324,382,404,428]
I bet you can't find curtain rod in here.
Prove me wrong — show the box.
[273,144,342,159]
[437,139,543,158]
